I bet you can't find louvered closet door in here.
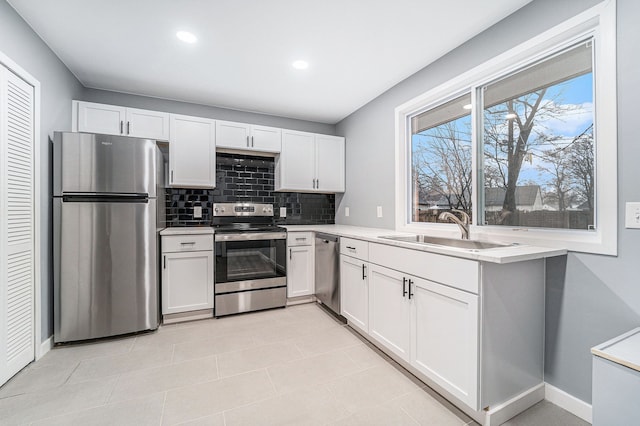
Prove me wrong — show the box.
[0,65,35,386]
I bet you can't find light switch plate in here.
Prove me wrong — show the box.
[193,206,202,219]
[625,202,640,228]
[280,207,287,218]
[345,207,350,217]
[377,206,383,218]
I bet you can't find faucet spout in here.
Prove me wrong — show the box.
[438,209,470,240]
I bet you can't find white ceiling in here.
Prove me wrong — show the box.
[9,0,532,124]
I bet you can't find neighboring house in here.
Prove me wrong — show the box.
[484,185,543,212]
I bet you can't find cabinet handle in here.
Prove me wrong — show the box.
[246,136,250,147]
[317,179,319,189]
[170,170,174,183]
[408,279,414,299]
[163,255,166,269]
[127,121,130,135]
[120,120,123,134]
[346,246,356,251]
[289,248,292,260]
[295,237,307,241]
[251,136,254,147]
[180,241,196,245]
[362,264,366,280]
[402,277,407,297]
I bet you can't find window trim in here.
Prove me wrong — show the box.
[395,0,617,255]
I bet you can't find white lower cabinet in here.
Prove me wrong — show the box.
[339,254,368,333]
[161,233,214,322]
[287,232,314,298]
[341,240,544,417]
[411,278,478,409]
[368,264,411,362]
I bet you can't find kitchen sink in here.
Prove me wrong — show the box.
[378,235,514,250]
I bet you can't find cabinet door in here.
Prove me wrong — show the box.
[216,120,250,150]
[287,245,314,298]
[368,264,411,361]
[162,251,214,314]
[126,107,169,140]
[340,255,368,333]
[77,101,126,135]
[315,135,345,192]
[251,125,281,153]
[169,114,216,188]
[276,130,315,191]
[411,278,479,410]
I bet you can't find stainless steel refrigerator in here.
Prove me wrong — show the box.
[53,132,164,343]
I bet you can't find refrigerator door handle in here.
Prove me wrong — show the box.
[62,194,149,203]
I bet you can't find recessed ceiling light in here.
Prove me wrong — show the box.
[176,31,197,44]
[463,104,472,110]
[292,60,309,70]
[505,113,517,119]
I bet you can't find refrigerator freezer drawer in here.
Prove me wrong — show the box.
[53,198,159,343]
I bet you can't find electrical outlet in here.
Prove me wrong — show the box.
[345,207,350,217]
[193,206,202,219]
[625,202,640,228]
[377,206,383,218]
[280,207,287,218]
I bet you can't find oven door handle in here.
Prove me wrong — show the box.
[215,232,287,242]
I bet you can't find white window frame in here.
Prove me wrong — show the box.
[395,0,617,255]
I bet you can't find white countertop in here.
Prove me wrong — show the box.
[591,328,640,373]
[283,224,566,264]
[160,227,215,235]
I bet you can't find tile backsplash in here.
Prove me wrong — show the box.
[165,153,335,227]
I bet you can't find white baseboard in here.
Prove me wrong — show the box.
[484,383,545,426]
[545,383,592,424]
[36,335,53,360]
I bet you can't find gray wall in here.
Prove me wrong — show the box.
[0,0,84,340]
[336,0,640,403]
[82,89,336,135]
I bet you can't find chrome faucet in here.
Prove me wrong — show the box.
[438,209,470,240]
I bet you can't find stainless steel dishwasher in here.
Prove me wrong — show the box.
[315,233,340,315]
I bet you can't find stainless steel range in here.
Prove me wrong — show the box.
[212,203,287,316]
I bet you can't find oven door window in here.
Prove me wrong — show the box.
[216,239,286,283]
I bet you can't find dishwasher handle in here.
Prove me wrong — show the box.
[315,233,339,244]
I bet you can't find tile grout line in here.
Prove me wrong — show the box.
[158,391,168,426]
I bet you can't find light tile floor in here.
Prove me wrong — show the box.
[0,303,587,426]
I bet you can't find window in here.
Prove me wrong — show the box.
[396,1,617,254]
[411,94,472,223]
[481,41,594,230]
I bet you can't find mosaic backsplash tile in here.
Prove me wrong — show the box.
[165,153,335,227]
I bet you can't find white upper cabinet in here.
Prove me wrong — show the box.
[125,107,169,140]
[276,130,345,193]
[169,114,216,188]
[216,120,281,153]
[276,130,316,191]
[315,134,345,193]
[73,101,169,140]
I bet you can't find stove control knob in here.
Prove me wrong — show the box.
[214,207,218,213]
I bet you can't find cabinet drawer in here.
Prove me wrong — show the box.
[287,232,313,247]
[341,237,369,260]
[369,243,478,294]
[162,234,213,253]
